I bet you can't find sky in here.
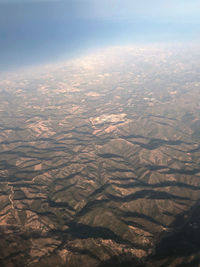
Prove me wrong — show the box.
[0,0,199,71]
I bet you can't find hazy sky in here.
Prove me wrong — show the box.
[0,0,199,71]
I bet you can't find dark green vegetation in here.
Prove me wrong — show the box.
[0,45,200,266]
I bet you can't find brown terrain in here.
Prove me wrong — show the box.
[0,45,200,266]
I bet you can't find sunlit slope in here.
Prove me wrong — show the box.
[0,45,200,266]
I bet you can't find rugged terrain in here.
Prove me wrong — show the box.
[0,45,200,266]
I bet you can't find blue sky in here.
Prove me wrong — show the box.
[0,0,199,71]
